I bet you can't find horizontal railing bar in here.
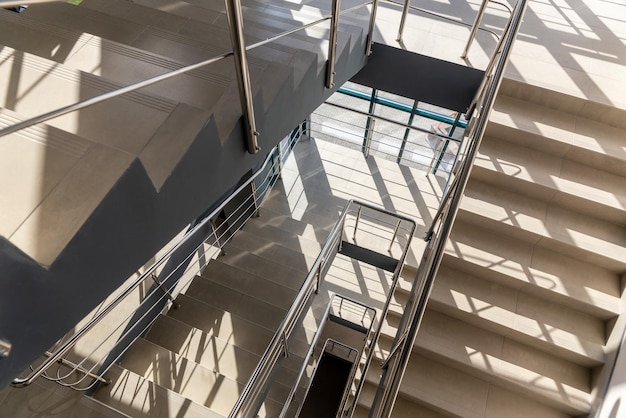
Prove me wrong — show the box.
[41,351,110,386]
[319,101,463,142]
[337,86,468,128]
[309,119,457,151]
[333,293,378,317]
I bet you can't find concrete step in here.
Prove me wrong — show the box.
[415,263,606,366]
[144,315,300,390]
[0,376,132,418]
[185,274,288,331]
[0,10,232,112]
[239,217,325,256]
[259,188,345,232]
[404,310,592,415]
[172,290,313,357]
[227,229,320,273]
[246,0,371,30]
[356,380,454,418]
[473,132,626,226]
[363,353,574,418]
[167,293,275,355]
[78,0,302,73]
[444,220,622,319]
[120,338,286,416]
[94,365,225,418]
[215,246,309,292]
[242,207,330,245]
[200,261,298,310]
[458,178,626,272]
[252,204,334,243]
[121,0,325,85]
[492,83,626,177]
[0,47,178,153]
[0,47,212,264]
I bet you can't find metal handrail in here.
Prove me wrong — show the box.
[367,0,528,416]
[318,101,463,144]
[0,0,374,142]
[336,86,469,128]
[229,199,416,417]
[11,127,303,388]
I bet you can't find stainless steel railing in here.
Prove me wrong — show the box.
[11,125,304,389]
[310,99,465,176]
[0,0,377,154]
[229,199,416,417]
[366,0,528,416]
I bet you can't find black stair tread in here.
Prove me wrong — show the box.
[339,241,399,272]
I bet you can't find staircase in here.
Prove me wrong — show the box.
[3,71,624,416]
[0,0,370,388]
[91,207,330,417]
[88,152,415,416]
[2,1,625,417]
[351,80,626,417]
[98,75,626,418]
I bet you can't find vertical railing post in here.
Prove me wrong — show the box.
[225,0,260,154]
[366,0,380,55]
[251,181,260,217]
[389,220,401,252]
[462,0,490,58]
[326,0,341,88]
[150,274,180,309]
[432,112,462,175]
[353,207,362,240]
[364,118,376,158]
[210,220,226,256]
[397,100,418,163]
[397,0,412,42]
[362,88,377,155]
